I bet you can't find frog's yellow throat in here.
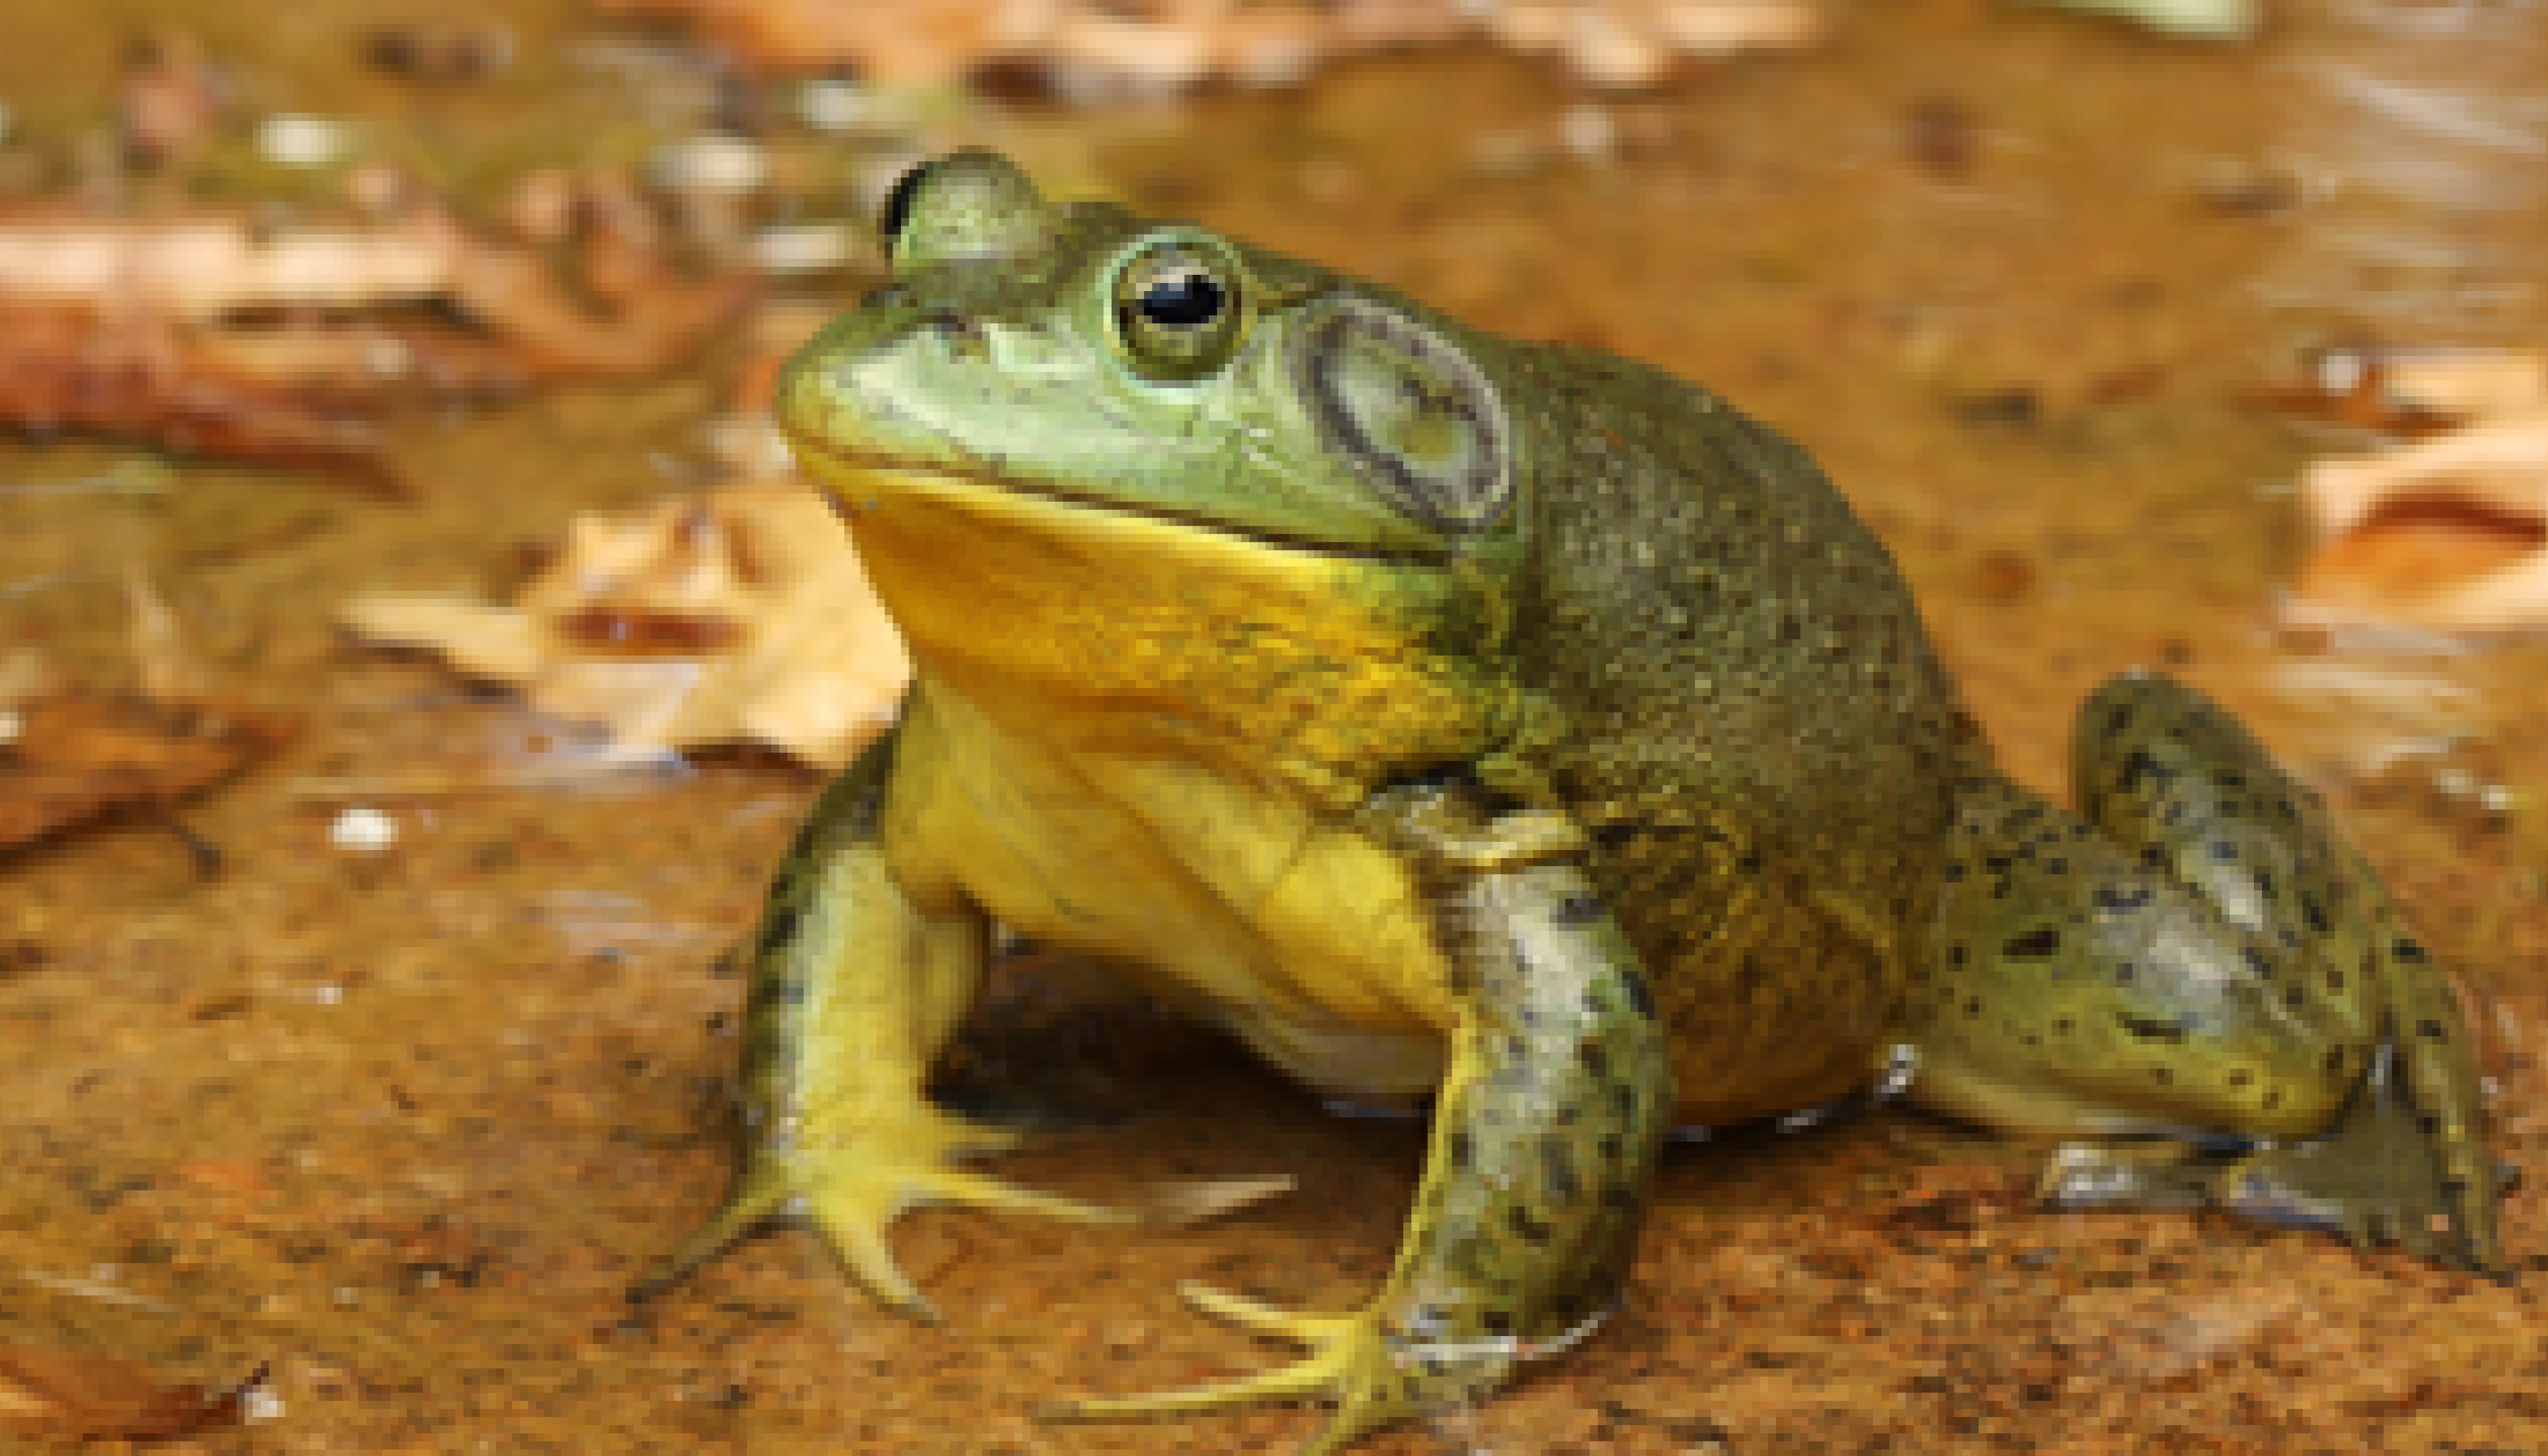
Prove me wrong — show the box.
[795,450,1509,813]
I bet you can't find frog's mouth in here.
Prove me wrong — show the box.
[788,438,1421,565]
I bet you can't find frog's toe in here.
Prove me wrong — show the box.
[2216,1153,2491,1272]
[816,1186,941,1320]
[801,1153,1131,1317]
[2039,1050,2506,1278]
[1175,1280,1359,1341]
[1041,1281,1358,1419]
[634,1107,1133,1313]
[914,1163,1132,1225]
[629,1161,802,1304]
[2214,1052,2505,1278]
[1042,1283,1444,1454]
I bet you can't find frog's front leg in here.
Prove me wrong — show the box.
[632,721,1125,1318]
[1046,784,1675,1453]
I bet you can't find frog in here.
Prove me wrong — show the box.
[632,148,2506,1452]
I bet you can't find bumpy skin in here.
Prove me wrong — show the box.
[637,150,2507,1451]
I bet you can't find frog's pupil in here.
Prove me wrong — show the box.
[1139,268,1223,328]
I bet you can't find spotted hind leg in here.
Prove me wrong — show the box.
[2064,672,2504,1275]
[1903,673,2503,1276]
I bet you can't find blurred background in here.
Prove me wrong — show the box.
[3,1,2547,1451]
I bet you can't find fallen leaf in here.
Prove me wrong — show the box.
[340,480,910,768]
[2375,348,2548,423]
[595,0,1824,94]
[0,692,294,852]
[2288,412,2548,632]
[2256,346,2548,442]
[0,1344,267,1442]
[0,173,752,489]
[2026,0,2257,40]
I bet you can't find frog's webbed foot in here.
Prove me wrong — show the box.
[632,1103,1130,1318]
[2217,1043,2507,1278]
[2038,1044,2508,1279]
[1042,1283,1520,1456]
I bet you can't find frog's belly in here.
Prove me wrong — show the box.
[898,700,1459,1097]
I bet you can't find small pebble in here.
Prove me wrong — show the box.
[1560,104,1618,164]
[2312,346,2372,396]
[329,805,398,853]
[796,77,866,134]
[258,113,350,169]
[652,133,766,194]
[241,1381,286,1423]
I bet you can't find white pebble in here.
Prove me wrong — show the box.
[242,1381,286,1422]
[1559,104,1618,164]
[0,708,21,747]
[2314,348,2369,396]
[796,77,866,134]
[329,805,398,853]
[651,133,766,194]
[259,114,351,169]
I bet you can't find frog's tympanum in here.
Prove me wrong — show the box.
[636,150,2506,1451]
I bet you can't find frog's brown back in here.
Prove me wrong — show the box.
[1503,341,1986,1117]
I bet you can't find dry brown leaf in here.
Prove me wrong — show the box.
[592,0,1059,81]
[0,692,294,852]
[594,0,1825,93]
[2285,349,2548,632]
[0,179,752,488]
[2257,345,2548,442]
[0,1344,266,1442]
[2376,348,2548,423]
[0,217,455,321]
[340,480,909,768]
[0,302,403,494]
[1489,0,1825,88]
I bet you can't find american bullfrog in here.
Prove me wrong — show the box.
[636,149,2505,1451]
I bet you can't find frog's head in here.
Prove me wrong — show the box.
[781,147,1524,559]
[778,149,1527,796]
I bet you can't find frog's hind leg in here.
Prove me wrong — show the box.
[1905,672,2503,1276]
[2062,671,2504,1276]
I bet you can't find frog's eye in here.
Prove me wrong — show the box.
[877,149,1055,268]
[1111,241,1246,382]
